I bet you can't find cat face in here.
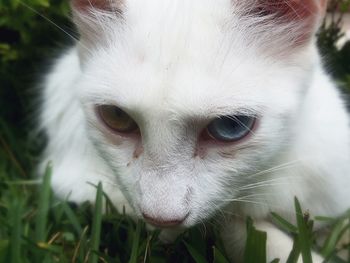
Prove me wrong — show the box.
[72,0,326,227]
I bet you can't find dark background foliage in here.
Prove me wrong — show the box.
[317,0,350,92]
[0,0,73,178]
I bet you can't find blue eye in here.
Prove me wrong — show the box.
[207,115,255,142]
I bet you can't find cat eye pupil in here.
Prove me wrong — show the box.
[98,105,138,133]
[207,115,255,142]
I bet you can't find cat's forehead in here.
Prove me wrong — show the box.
[82,44,299,121]
[79,0,305,118]
[125,0,232,30]
[122,0,234,67]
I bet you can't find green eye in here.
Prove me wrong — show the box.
[98,105,138,133]
[207,115,255,142]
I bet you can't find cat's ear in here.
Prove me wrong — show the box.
[249,0,327,20]
[234,0,328,52]
[70,0,123,47]
[71,0,122,13]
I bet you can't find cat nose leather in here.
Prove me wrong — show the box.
[142,213,185,228]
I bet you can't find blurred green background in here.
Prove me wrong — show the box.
[0,0,74,181]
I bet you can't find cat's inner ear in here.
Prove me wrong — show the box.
[72,0,123,13]
[71,0,124,51]
[235,0,328,49]
[251,0,327,20]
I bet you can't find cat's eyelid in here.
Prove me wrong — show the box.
[181,103,265,121]
[85,99,135,116]
[80,93,129,110]
[196,109,262,122]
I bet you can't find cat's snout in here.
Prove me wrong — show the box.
[142,212,188,228]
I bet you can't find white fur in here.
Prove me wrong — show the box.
[41,0,350,261]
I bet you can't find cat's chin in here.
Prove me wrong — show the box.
[146,214,218,244]
[137,210,200,230]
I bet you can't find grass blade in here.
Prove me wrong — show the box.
[88,182,103,263]
[213,246,230,263]
[348,216,350,263]
[271,212,298,234]
[61,202,83,235]
[184,241,208,263]
[9,199,23,263]
[286,236,300,263]
[35,164,52,243]
[294,197,312,263]
[74,226,89,263]
[0,240,9,263]
[244,217,267,263]
[321,221,349,258]
[128,220,142,263]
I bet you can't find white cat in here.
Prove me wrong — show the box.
[40,0,350,261]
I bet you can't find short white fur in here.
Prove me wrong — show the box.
[40,0,350,261]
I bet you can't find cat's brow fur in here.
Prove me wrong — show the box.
[40,0,350,261]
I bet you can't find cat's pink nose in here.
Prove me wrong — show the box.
[142,213,185,228]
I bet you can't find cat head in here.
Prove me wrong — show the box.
[69,0,327,227]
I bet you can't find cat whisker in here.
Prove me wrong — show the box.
[86,0,115,40]
[226,192,280,201]
[219,210,247,220]
[18,0,91,53]
[224,195,306,218]
[238,183,287,191]
[198,200,229,226]
[93,170,120,187]
[209,202,228,222]
[228,115,257,135]
[238,176,298,191]
[245,159,300,179]
[283,1,303,20]
[228,198,272,207]
[198,221,208,237]
[228,199,294,213]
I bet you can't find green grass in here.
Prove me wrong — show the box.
[0,165,232,262]
[1,0,350,262]
[0,156,349,262]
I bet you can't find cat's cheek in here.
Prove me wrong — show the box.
[102,132,142,162]
[90,123,143,163]
[104,130,139,146]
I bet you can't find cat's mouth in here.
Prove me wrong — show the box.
[141,212,191,228]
